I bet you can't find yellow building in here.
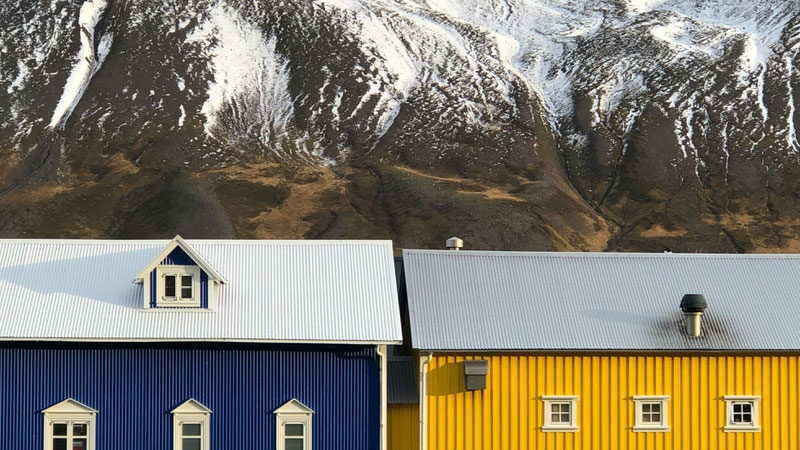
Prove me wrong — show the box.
[390,247,800,450]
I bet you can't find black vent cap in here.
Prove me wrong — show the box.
[680,294,708,313]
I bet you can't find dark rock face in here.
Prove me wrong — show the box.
[0,0,799,251]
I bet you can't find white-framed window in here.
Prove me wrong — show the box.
[172,399,211,450]
[275,399,314,450]
[157,265,201,307]
[633,396,669,431]
[542,395,578,431]
[43,399,97,450]
[724,396,761,432]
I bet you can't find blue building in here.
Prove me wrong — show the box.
[0,237,402,450]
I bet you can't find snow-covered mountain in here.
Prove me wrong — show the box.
[0,0,798,251]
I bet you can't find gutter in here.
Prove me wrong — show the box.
[419,352,433,450]
[377,344,388,450]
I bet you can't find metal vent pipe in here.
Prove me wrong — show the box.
[680,294,708,337]
[446,237,463,250]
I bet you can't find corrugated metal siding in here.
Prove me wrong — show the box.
[162,247,197,266]
[403,250,800,350]
[419,354,800,450]
[0,240,401,342]
[0,344,379,450]
[388,357,418,404]
[389,403,420,450]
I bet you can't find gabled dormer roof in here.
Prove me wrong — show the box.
[171,398,212,414]
[43,398,98,414]
[135,235,227,284]
[273,399,314,414]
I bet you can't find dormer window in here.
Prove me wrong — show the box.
[137,236,227,310]
[157,266,201,307]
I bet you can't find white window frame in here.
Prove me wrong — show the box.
[633,395,670,431]
[172,399,211,450]
[157,265,201,307]
[275,399,314,450]
[724,395,761,432]
[43,399,97,450]
[542,395,578,432]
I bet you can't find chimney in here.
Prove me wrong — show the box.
[680,294,708,337]
[446,237,463,250]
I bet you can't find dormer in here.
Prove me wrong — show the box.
[135,236,227,309]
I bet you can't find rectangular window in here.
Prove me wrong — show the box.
[542,396,578,431]
[172,399,211,450]
[181,275,193,299]
[165,275,176,298]
[284,423,305,450]
[156,266,201,307]
[50,421,90,450]
[633,396,669,431]
[725,396,760,432]
[181,423,203,450]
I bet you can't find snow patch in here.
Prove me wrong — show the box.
[49,0,112,129]
[187,5,299,158]
[178,104,186,127]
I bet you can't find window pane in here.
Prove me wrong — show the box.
[183,438,202,450]
[53,423,68,436]
[165,275,176,297]
[53,438,67,450]
[651,404,661,413]
[652,412,661,422]
[551,413,560,422]
[733,403,742,413]
[642,404,650,413]
[285,438,304,450]
[181,276,193,298]
[73,423,87,436]
[72,438,87,450]
[183,423,202,436]
[741,403,752,413]
[560,413,570,422]
[285,423,304,436]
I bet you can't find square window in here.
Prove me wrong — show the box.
[633,396,669,431]
[73,423,87,436]
[725,396,760,432]
[542,397,577,431]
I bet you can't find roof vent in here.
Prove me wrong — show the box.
[680,294,708,337]
[446,237,463,251]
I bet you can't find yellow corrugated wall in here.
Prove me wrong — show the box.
[389,403,421,450]
[417,354,800,450]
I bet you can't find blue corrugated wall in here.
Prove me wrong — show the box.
[149,247,209,308]
[0,343,379,449]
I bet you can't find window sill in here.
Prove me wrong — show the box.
[634,426,670,432]
[724,426,761,433]
[542,426,578,432]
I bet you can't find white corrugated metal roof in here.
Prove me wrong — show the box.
[0,239,402,343]
[403,250,800,351]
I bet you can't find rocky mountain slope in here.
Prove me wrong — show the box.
[0,0,798,252]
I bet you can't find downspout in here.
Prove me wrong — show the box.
[419,352,433,450]
[378,344,388,450]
